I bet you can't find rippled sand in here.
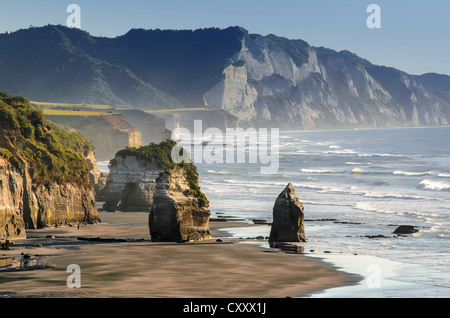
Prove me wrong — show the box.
[0,211,359,298]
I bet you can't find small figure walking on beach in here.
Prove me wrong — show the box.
[77,223,80,231]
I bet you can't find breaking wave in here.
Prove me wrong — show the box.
[393,170,432,177]
[300,168,336,174]
[418,179,450,191]
[358,153,405,158]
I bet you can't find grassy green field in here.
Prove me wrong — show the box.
[31,101,119,116]
[41,109,118,116]
[32,101,114,110]
[32,101,212,116]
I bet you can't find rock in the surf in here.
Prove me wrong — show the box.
[269,183,307,243]
[393,225,418,234]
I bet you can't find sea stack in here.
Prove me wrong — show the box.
[100,140,210,242]
[102,155,163,212]
[269,183,307,243]
[149,166,211,242]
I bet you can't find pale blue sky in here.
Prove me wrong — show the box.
[1,0,449,75]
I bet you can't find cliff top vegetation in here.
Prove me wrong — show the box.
[0,92,94,188]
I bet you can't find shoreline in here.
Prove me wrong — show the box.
[0,211,361,298]
[216,220,450,298]
[307,252,450,298]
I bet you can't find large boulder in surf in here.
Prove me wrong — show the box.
[269,183,307,243]
[393,225,418,234]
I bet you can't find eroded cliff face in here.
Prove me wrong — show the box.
[0,158,99,239]
[149,167,211,242]
[24,182,99,230]
[204,34,450,129]
[204,64,258,122]
[0,159,26,239]
[102,156,162,212]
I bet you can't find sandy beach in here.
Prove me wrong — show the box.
[0,210,360,298]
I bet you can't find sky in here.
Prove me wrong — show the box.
[1,0,449,76]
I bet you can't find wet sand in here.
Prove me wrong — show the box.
[0,212,360,298]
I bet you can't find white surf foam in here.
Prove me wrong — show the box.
[393,170,433,177]
[300,168,336,174]
[418,179,450,191]
[358,153,404,158]
[323,149,358,155]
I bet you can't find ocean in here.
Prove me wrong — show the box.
[190,126,450,297]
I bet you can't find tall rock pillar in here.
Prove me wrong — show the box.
[269,183,307,243]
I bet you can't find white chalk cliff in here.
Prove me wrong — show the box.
[204,34,450,129]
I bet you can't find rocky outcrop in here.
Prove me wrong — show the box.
[269,183,307,243]
[149,167,211,242]
[86,149,102,185]
[102,155,162,212]
[94,172,109,201]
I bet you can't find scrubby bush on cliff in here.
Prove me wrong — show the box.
[0,92,94,188]
[113,140,208,204]
[114,140,176,170]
